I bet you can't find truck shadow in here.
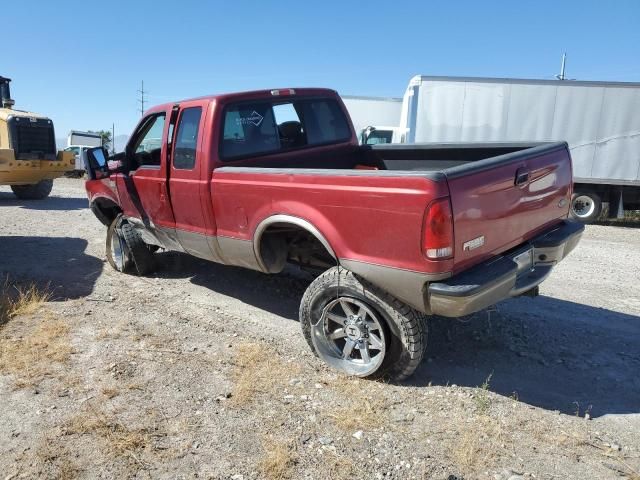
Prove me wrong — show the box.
[0,236,103,300]
[155,252,311,320]
[0,191,88,211]
[153,252,640,418]
[409,296,640,418]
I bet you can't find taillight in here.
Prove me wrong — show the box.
[423,197,454,259]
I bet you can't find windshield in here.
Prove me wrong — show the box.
[364,130,394,145]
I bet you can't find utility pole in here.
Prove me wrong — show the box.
[556,53,568,80]
[112,123,115,154]
[137,80,146,116]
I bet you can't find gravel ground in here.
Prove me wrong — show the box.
[1,178,639,479]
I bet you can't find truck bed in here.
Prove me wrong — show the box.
[366,142,574,273]
[363,142,544,171]
[215,141,573,277]
[222,141,554,174]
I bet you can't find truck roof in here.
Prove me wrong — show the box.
[144,88,340,115]
[68,130,101,137]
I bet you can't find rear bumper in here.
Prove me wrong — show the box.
[427,219,584,317]
[0,150,75,184]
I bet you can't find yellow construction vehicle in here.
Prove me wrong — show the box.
[0,76,74,199]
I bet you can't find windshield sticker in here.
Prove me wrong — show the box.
[236,111,264,127]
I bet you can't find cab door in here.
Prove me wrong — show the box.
[116,110,178,247]
[167,102,220,261]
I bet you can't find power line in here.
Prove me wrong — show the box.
[137,80,146,116]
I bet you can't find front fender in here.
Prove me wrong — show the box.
[87,178,121,226]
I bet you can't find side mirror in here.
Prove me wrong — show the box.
[361,126,376,145]
[85,146,110,180]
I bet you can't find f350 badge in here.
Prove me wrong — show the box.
[463,235,485,251]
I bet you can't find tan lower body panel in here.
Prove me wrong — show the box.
[130,218,446,312]
[340,259,450,313]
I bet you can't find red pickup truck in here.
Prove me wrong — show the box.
[84,88,583,381]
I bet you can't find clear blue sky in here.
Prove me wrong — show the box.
[4,0,639,140]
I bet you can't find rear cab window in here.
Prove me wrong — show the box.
[220,97,351,161]
[173,107,202,169]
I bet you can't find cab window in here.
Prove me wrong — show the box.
[220,98,351,161]
[173,107,202,170]
[64,146,80,155]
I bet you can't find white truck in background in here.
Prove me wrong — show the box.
[64,130,103,172]
[398,75,640,222]
[341,95,404,144]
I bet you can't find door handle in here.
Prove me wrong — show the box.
[515,168,529,186]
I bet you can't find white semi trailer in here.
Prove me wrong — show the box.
[399,75,640,222]
[341,95,404,144]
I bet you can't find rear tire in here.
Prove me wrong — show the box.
[571,191,602,223]
[11,180,53,200]
[300,266,427,381]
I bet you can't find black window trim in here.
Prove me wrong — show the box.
[172,106,203,171]
[218,95,353,163]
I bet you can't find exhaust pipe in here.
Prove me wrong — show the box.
[0,76,15,109]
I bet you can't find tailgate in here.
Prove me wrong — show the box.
[445,143,573,273]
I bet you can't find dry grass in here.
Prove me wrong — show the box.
[101,386,120,399]
[325,377,389,431]
[258,437,297,480]
[0,306,72,387]
[450,414,507,475]
[0,278,51,325]
[231,343,301,406]
[65,404,155,461]
[324,452,359,479]
[551,430,640,480]
[474,373,493,414]
[35,441,81,480]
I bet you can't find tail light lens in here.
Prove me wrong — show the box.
[423,197,454,259]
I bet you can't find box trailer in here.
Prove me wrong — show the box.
[400,75,640,222]
[341,95,403,144]
[65,130,103,171]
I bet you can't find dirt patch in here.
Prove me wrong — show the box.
[1,179,639,479]
[0,287,71,389]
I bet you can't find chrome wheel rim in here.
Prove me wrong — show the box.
[311,297,386,377]
[572,195,595,218]
[110,230,126,271]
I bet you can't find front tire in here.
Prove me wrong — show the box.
[120,221,155,275]
[11,180,53,200]
[300,267,427,381]
[571,191,602,223]
[105,216,155,275]
[106,216,133,273]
